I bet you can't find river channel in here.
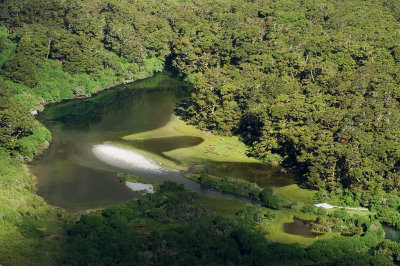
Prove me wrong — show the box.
[29,74,294,210]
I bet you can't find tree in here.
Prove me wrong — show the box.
[0,83,34,151]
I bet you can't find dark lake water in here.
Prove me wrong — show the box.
[29,74,294,210]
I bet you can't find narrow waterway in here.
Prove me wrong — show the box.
[29,74,293,210]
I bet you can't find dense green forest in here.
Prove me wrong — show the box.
[63,182,395,265]
[1,0,400,197]
[1,0,400,264]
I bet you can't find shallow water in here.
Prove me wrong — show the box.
[283,217,321,238]
[192,161,294,187]
[383,225,400,242]
[29,74,293,210]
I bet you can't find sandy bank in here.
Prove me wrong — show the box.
[125,181,154,193]
[92,143,165,173]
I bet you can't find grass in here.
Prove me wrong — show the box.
[0,158,67,265]
[193,194,249,217]
[263,208,339,245]
[108,140,185,171]
[274,184,316,205]
[266,185,373,244]
[118,172,158,185]
[115,115,338,245]
[121,114,259,167]
[93,85,372,247]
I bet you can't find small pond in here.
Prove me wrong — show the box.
[383,225,400,242]
[283,217,322,238]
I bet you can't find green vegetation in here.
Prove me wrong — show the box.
[191,173,262,199]
[118,173,157,185]
[376,240,400,264]
[275,184,316,205]
[0,0,399,264]
[0,82,34,155]
[260,187,283,210]
[193,195,248,217]
[190,173,283,209]
[171,0,400,204]
[63,182,393,265]
[0,0,399,200]
[310,208,379,236]
[0,150,65,265]
[315,187,400,231]
[122,114,258,169]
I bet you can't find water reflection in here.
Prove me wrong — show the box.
[189,162,294,187]
[30,74,294,210]
[30,76,187,210]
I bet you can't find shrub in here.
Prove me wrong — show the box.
[302,204,316,213]
[331,209,348,220]
[316,207,327,216]
[262,196,282,210]
[195,174,262,199]
[259,186,273,202]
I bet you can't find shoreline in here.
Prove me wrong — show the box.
[32,71,169,115]
[92,143,166,174]
[125,181,154,193]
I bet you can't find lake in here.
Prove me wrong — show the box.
[29,74,294,210]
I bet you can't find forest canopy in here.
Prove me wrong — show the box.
[1,0,400,265]
[0,0,400,202]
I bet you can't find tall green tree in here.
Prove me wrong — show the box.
[0,82,34,152]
